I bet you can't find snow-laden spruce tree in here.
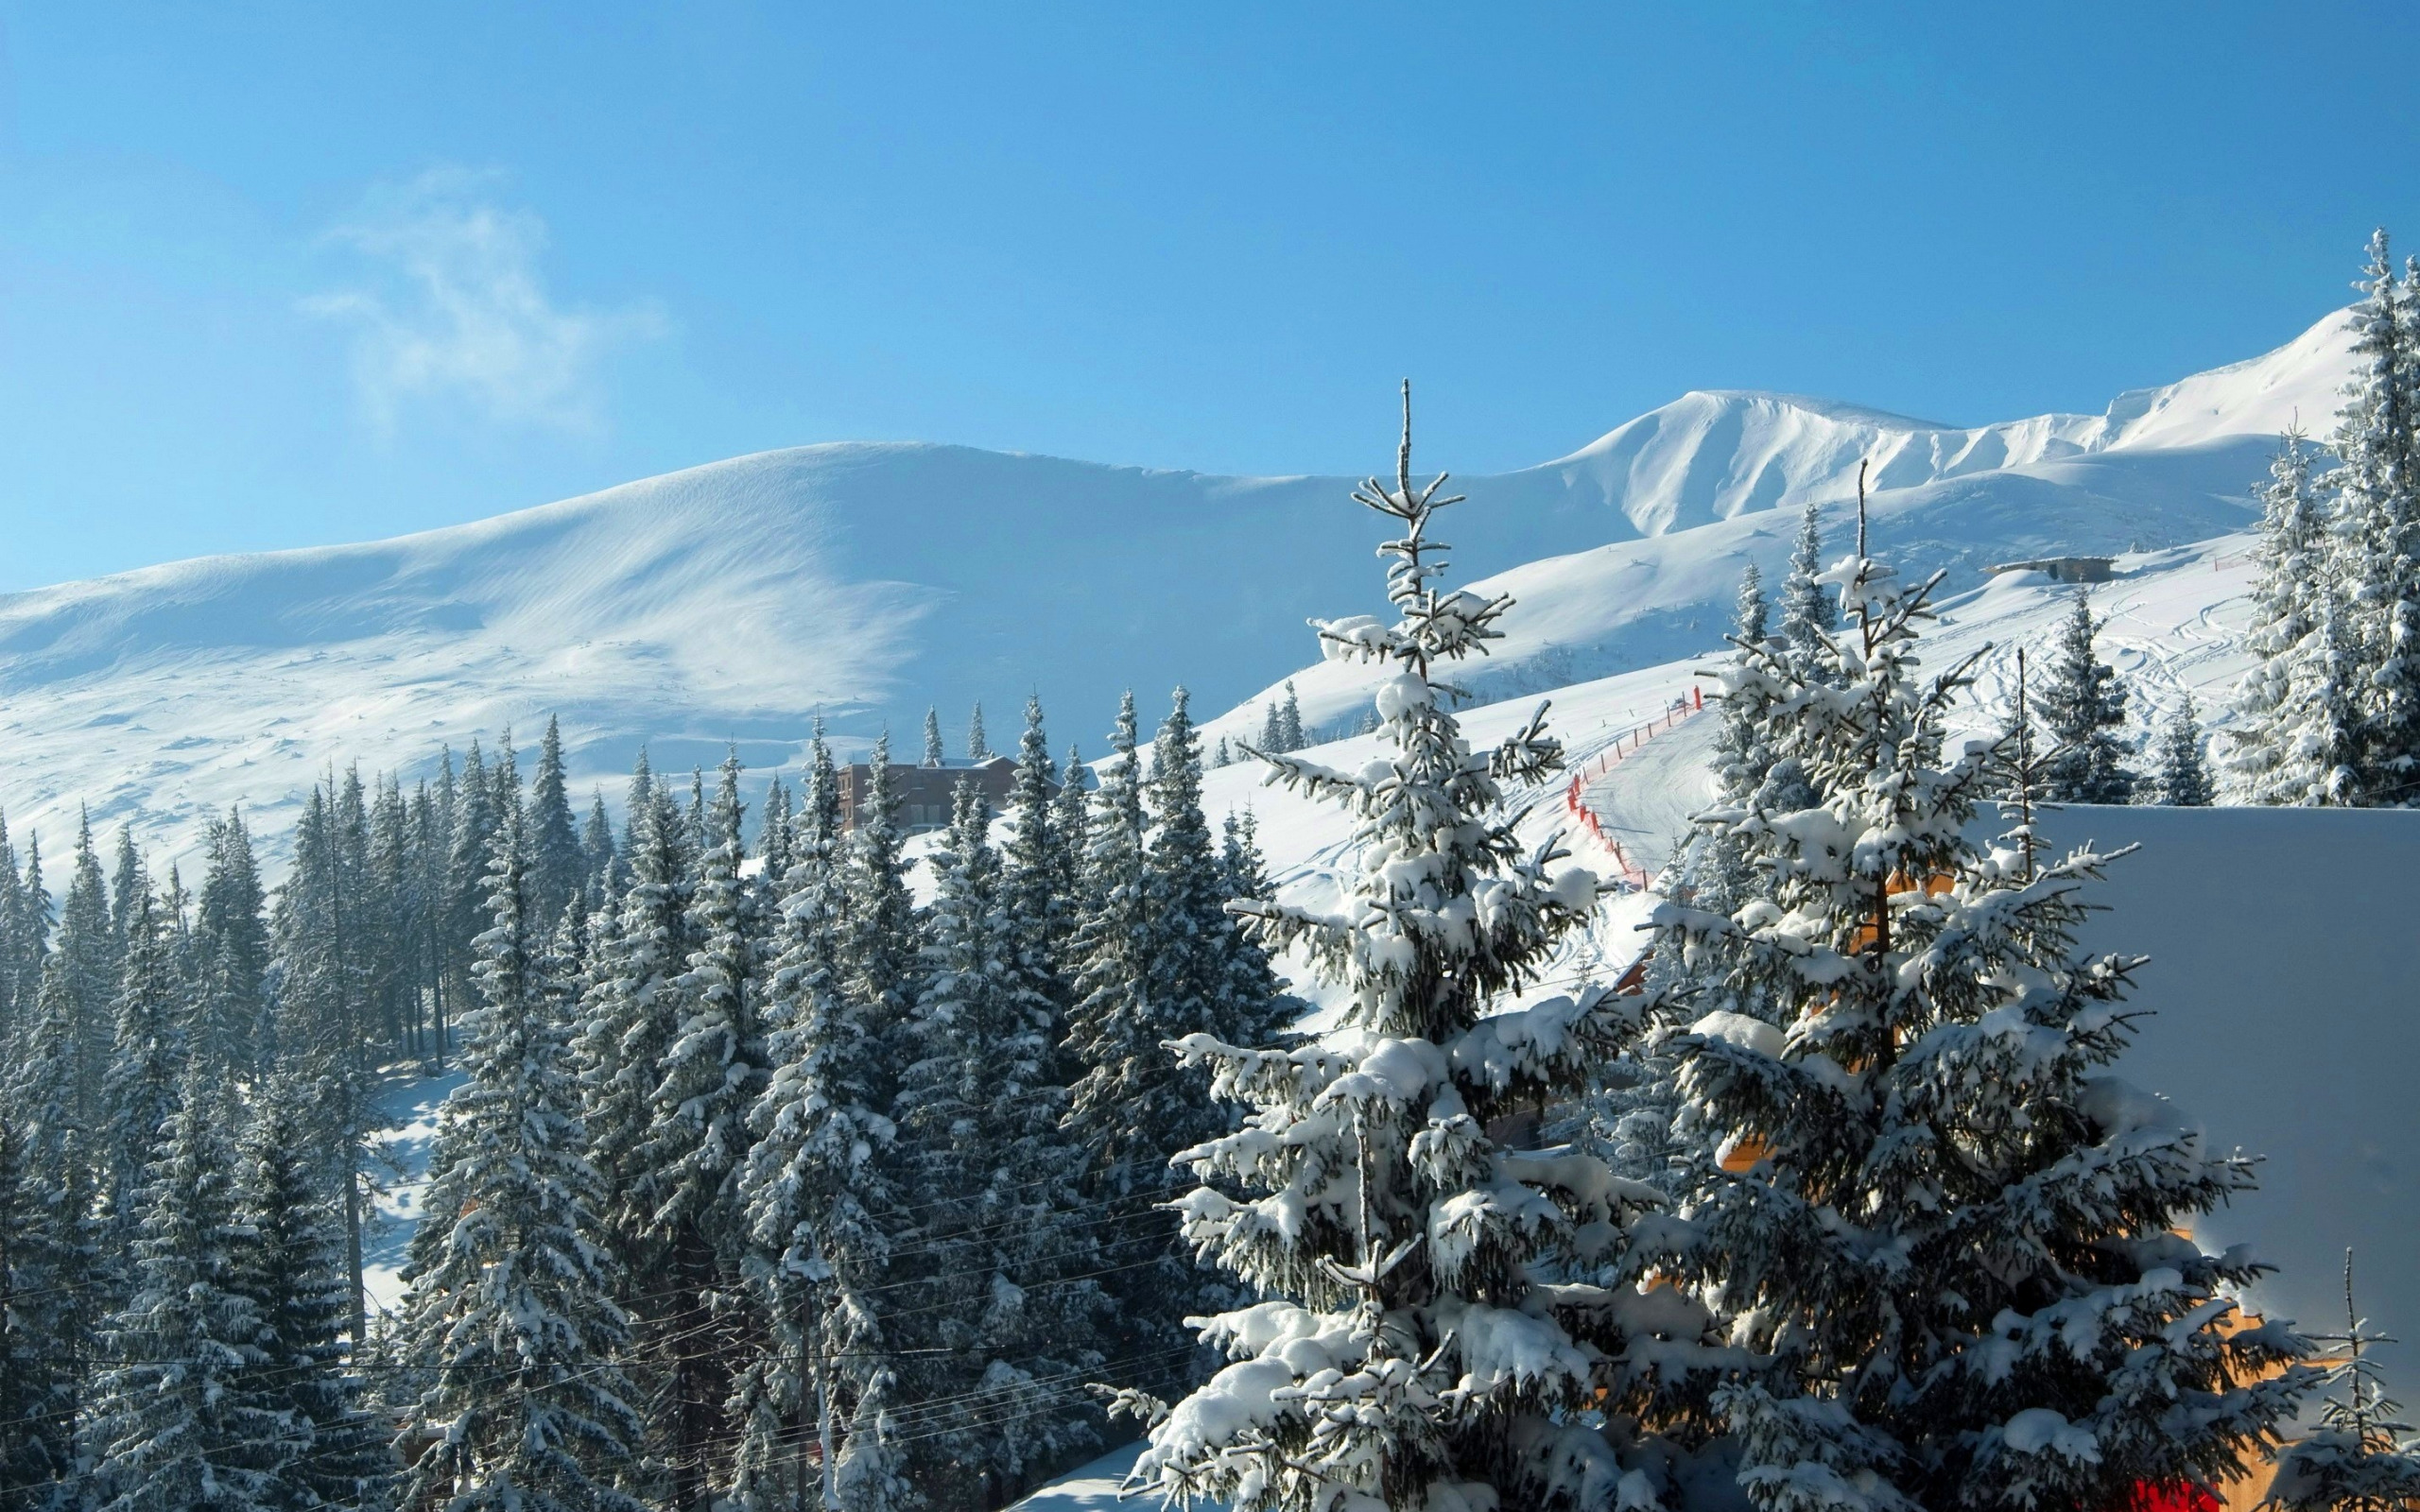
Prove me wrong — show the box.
[923,709,945,769]
[99,877,184,1261]
[1776,497,1834,665]
[733,730,917,1512]
[638,752,769,1507]
[3,956,97,1505]
[1653,524,2313,1512]
[892,778,1108,1506]
[0,1091,84,1509]
[968,702,992,762]
[2262,1252,2420,1512]
[2038,590,2136,803]
[531,714,587,932]
[1002,697,1079,1018]
[395,800,645,1512]
[2229,434,2335,801]
[231,1067,391,1512]
[2151,695,2216,807]
[1134,387,1721,1512]
[2328,232,2420,800]
[1061,691,1160,1196]
[579,756,693,1288]
[83,1059,299,1512]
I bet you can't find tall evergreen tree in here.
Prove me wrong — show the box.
[9,833,49,1031]
[1134,391,1718,1510]
[1060,693,1157,1197]
[2328,232,2420,800]
[83,1061,298,1512]
[530,714,587,933]
[582,791,618,904]
[108,828,143,956]
[2151,694,2217,807]
[2039,591,2136,803]
[100,879,184,1260]
[966,702,991,762]
[395,799,645,1512]
[1000,697,1073,1017]
[1776,493,1835,659]
[757,776,794,884]
[0,810,26,1034]
[2229,433,2336,801]
[892,780,1106,1506]
[922,708,944,768]
[634,751,768,1509]
[579,755,695,1316]
[1654,524,2312,1512]
[734,723,913,1512]
[0,1088,83,1511]
[57,810,117,1131]
[231,1069,390,1512]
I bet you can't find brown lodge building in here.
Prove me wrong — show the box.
[835,754,1048,834]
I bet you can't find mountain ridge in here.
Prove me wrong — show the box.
[0,304,2360,873]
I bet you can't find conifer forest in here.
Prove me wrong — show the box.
[7,232,2420,1512]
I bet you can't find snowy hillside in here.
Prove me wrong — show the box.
[0,306,2354,873]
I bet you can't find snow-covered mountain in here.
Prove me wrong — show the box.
[0,305,2356,871]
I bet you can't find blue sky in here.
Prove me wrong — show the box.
[2,2,2415,590]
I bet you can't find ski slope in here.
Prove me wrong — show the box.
[0,307,2357,877]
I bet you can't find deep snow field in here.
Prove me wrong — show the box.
[0,306,2352,877]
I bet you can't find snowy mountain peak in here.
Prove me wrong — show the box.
[0,303,2367,877]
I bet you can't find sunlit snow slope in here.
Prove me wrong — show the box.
[0,307,2353,871]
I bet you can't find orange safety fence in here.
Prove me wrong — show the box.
[1564,686,1706,891]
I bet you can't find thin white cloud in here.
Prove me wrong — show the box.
[306,168,665,433]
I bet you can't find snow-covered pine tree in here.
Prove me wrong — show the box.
[2039,590,2137,803]
[892,778,1108,1506]
[1134,387,1719,1511]
[2229,433,2334,802]
[0,1092,83,1509]
[733,723,915,1512]
[231,1067,390,1512]
[1654,523,2312,1512]
[1048,746,1091,937]
[1060,692,1159,1197]
[1001,697,1076,1017]
[1713,563,1779,804]
[99,876,184,1263]
[1258,698,1287,756]
[8,831,50,1038]
[57,809,116,1130]
[577,752,696,1464]
[530,714,587,933]
[635,750,769,1508]
[0,966,94,1510]
[1278,680,1305,752]
[923,709,945,769]
[395,797,645,1512]
[109,828,142,956]
[1214,810,1288,1044]
[2152,694,2217,807]
[840,732,920,1067]
[2325,232,2420,802]
[583,790,618,905]
[0,811,26,1034]
[2263,1251,2420,1512]
[1776,494,1834,662]
[968,702,991,762]
[83,1059,298,1512]
[759,775,795,884]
